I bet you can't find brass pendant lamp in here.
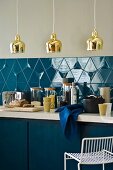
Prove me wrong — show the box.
[10,0,25,54]
[46,0,62,53]
[87,0,103,51]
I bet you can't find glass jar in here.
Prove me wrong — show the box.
[62,82,71,105]
[30,87,44,106]
[43,97,51,112]
[44,88,56,109]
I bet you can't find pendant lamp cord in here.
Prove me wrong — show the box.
[94,0,96,30]
[16,0,19,34]
[52,0,55,33]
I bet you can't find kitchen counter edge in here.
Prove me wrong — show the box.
[0,111,113,124]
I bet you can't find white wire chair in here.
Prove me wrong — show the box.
[64,136,113,170]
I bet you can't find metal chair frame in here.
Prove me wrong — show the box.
[64,136,113,170]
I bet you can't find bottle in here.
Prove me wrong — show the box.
[71,82,78,104]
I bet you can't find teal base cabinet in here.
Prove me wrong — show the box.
[29,120,81,170]
[0,119,27,170]
[79,122,113,170]
[0,118,113,170]
[0,118,81,170]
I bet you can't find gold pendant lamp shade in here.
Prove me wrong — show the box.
[46,0,62,53]
[87,0,103,51]
[10,34,25,53]
[10,0,25,54]
[87,29,103,51]
[46,33,62,53]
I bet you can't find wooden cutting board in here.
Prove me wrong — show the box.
[0,106,44,112]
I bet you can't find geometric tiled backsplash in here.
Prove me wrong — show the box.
[0,56,113,104]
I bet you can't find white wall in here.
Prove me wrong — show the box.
[0,0,113,58]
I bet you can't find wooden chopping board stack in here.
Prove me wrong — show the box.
[0,106,44,112]
[0,99,44,112]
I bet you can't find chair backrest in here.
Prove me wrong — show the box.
[81,136,113,155]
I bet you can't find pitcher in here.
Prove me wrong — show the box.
[99,87,113,103]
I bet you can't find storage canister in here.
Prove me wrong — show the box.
[43,97,51,112]
[63,82,71,105]
[44,88,56,109]
[30,87,44,106]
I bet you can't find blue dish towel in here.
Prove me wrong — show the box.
[55,104,84,140]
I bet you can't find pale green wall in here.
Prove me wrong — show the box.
[0,0,112,58]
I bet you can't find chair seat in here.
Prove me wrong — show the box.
[65,150,113,164]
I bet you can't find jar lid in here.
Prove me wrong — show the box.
[30,87,43,90]
[63,82,72,86]
[62,78,74,83]
[43,97,51,102]
[44,88,55,91]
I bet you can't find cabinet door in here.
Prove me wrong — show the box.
[80,122,113,170]
[29,120,81,170]
[80,122,113,138]
[0,118,27,170]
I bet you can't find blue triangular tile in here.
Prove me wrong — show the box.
[40,71,52,87]
[88,71,96,80]
[91,68,111,83]
[71,69,83,82]
[100,60,110,69]
[52,58,63,70]
[65,58,77,69]
[73,61,82,69]
[66,70,74,78]
[58,59,70,73]
[23,67,32,80]
[34,60,45,74]
[13,60,22,74]
[17,58,28,69]
[40,58,52,70]
[78,71,90,83]
[0,59,6,71]
[1,84,9,92]
[27,58,39,69]
[105,70,113,83]
[59,71,68,78]
[78,58,89,69]
[92,57,104,69]
[85,58,97,72]
[52,71,62,87]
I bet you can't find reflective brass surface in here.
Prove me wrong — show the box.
[10,34,25,54]
[46,33,62,53]
[87,29,103,51]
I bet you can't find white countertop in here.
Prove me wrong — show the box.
[0,109,113,124]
